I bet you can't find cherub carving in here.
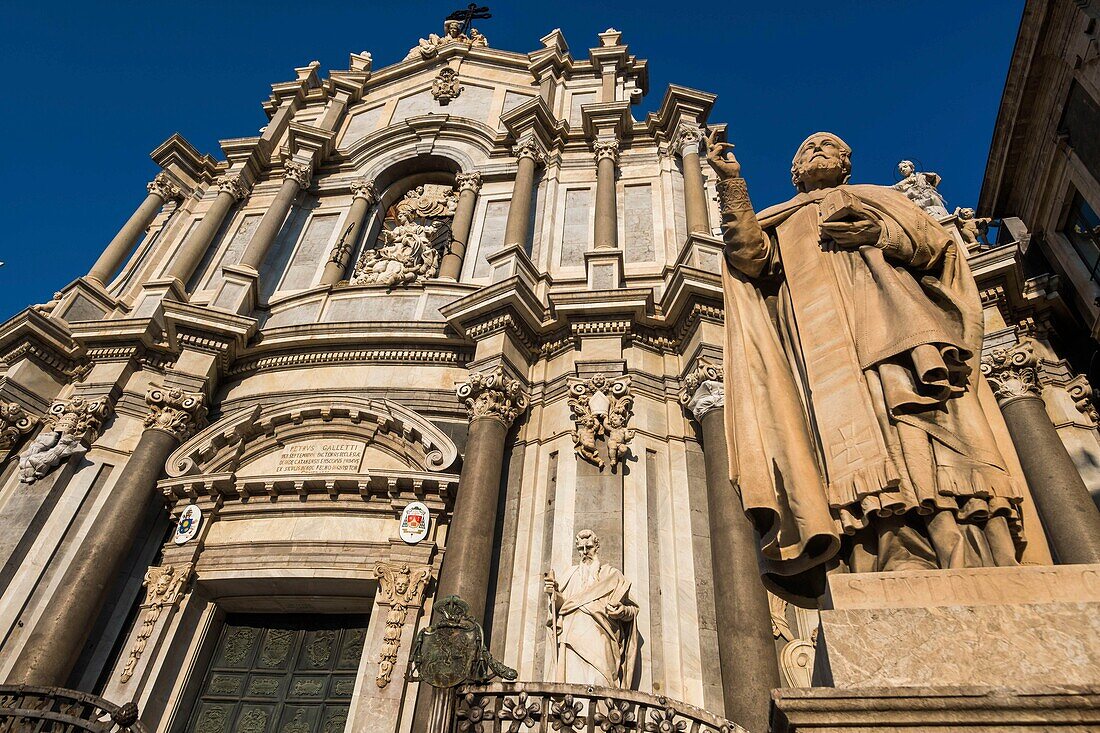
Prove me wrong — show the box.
[18,431,86,484]
[605,399,636,468]
[570,408,605,469]
[566,374,633,471]
[954,207,992,248]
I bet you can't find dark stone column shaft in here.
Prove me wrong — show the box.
[8,428,179,685]
[699,406,781,733]
[1000,394,1100,564]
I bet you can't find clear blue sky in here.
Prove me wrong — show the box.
[0,0,1024,318]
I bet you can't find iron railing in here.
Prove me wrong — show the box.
[0,685,146,733]
[451,681,747,733]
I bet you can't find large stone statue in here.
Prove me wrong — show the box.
[893,159,951,218]
[543,530,639,688]
[707,131,1029,605]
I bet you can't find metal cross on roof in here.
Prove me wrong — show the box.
[446,3,491,37]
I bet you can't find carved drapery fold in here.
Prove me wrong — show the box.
[374,562,432,688]
[679,361,725,423]
[0,402,37,461]
[567,374,633,470]
[456,370,529,428]
[146,172,182,202]
[981,339,1041,404]
[144,386,207,443]
[120,563,193,683]
[217,174,251,201]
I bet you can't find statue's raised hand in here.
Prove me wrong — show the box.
[706,129,741,179]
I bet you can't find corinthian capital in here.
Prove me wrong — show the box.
[512,137,546,164]
[147,172,183,201]
[456,369,529,427]
[981,339,1042,403]
[0,402,37,460]
[350,178,378,204]
[593,139,620,164]
[218,174,250,201]
[283,159,313,190]
[455,170,483,194]
[674,124,704,157]
[679,361,725,422]
[144,386,207,442]
[45,395,111,445]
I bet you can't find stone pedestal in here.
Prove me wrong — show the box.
[813,564,1100,690]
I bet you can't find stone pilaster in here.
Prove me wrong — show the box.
[238,156,314,272]
[439,171,482,281]
[982,339,1100,564]
[373,562,432,689]
[680,361,780,733]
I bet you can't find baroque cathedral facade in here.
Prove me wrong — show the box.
[1,5,1099,733]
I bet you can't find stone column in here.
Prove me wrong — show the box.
[89,173,182,287]
[676,124,710,235]
[238,159,313,271]
[982,339,1100,564]
[502,139,544,251]
[435,369,529,624]
[165,174,249,284]
[681,362,780,733]
[438,171,482,281]
[8,386,206,686]
[593,139,620,250]
[321,179,376,286]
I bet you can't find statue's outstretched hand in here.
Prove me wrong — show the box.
[705,129,741,179]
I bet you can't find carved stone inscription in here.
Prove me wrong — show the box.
[275,441,365,474]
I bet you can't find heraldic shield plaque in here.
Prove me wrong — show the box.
[408,595,516,688]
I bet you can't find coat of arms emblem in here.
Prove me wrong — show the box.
[407,595,516,688]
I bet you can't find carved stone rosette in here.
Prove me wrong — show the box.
[147,172,182,201]
[567,374,633,470]
[0,402,37,461]
[283,159,313,190]
[432,67,463,105]
[218,174,251,201]
[456,370,530,428]
[374,562,432,688]
[120,563,193,683]
[981,339,1042,404]
[593,139,621,164]
[144,386,207,442]
[454,170,483,194]
[679,362,725,423]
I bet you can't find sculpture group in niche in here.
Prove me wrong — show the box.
[893,159,951,219]
[567,374,634,471]
[709,130,1028,605]
[543,530,639,689]
[350,184,458,288]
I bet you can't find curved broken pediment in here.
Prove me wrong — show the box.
[165,396,458,478]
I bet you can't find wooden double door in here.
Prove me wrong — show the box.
[187,613,368,733]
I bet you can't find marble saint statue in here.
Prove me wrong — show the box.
[707,131,1029,605]
[543,530,639,688]
[893,159,951,218]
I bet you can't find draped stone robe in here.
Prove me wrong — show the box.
[720,184,1029,605]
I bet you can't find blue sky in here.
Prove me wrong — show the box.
[0,1,1024,318]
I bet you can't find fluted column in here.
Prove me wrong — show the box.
[503,139,544,251]
[239,159,313,271]
[676,124,710,235]
[593,139,620,250]
[439,171,482,281]
[982,339,1100,564]
[8,386,206,685]
[165,174,249,284]
[680,362,779,733]
[321,179,376,286]
[436,370,529,624]
[88,173,182,287]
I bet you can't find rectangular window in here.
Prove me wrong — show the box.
[1060,81,1100,183]
[1063,190,1100,281]
[186,614,367,733]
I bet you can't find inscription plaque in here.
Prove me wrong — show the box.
[275,441,365,474]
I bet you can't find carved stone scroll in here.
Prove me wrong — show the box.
[0,402,37,462]
[567,374,633,470]
[120,563,193,683]
[456,369,530,428]
[145,386,207,443]
[374,562,431,688]
[981,339,1041,404]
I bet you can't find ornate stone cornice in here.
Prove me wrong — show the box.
[593,138,621,164]
[512,137,547,164]
[217,174,250,201]
[350,178,378,204]
[147,172,182,201]
[675,124,704,158]
[455,170,483,194]
[45,395,111,445]
[680,361,725,422]
[981,339,1041,404]
[283,159,313,190]
[456,369,530,427]
[374,562,432,689]
[144,386,207,442]
[0,402,37,461]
